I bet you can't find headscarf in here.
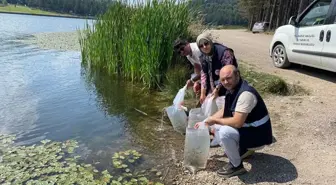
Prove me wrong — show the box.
[196,32,214,56]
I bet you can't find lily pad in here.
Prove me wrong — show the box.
[0,134,162,185]
[128,159,135,163]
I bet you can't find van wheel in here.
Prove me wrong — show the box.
[272,44,291,68]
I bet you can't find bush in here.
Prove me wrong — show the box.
[240,64,308,96]
[79,0,193,90]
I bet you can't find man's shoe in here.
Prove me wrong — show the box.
[217,162,247,178]
[220,149,255,159]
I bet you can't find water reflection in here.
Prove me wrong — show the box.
[81,65,180,150]
[81,65,186,178]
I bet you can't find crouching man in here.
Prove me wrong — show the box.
[196,64,273,177]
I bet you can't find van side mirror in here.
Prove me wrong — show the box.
[289,16,298,26]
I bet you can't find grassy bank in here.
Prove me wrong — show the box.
[165,62,308,98]
[79,0,193,89]
[0,4,79,18]
[240,64,308,96]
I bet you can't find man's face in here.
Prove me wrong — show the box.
[178,44,190,56]
[198,39,211,54]
[220,70,239,91]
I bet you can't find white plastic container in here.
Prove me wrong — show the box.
[166,105,188,134]
[188,108,207,128]
[183,124,210,174]
[215,96,225,110]
[201,95,218,117]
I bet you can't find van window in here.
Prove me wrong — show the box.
[299,0,332,27]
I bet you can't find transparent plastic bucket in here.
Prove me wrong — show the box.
[166,105,188,134]
[188,108,207,128]
[183,126,210,174]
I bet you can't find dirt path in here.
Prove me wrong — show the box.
[172,30,336,185]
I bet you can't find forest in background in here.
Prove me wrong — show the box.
[4,0,113,16]
[2,0,315,30]
[238,0,315,30]
[191,0,248,26]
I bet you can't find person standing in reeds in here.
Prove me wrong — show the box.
[173,39,203,96]
[197,33,238,104]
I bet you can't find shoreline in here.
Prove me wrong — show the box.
[0,10,95,20]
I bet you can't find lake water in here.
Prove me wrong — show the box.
[0,13,184,179]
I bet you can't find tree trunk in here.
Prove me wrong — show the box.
[276,0,284,28]
[298,0,310,14]
[264,0,271,22]
[269,0,277,30]
[258,6,264,21]
[283,0,292,25]
[249,13,255,31]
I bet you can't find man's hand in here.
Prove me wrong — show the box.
[211,87,219,99]
[205,116,216,126]
[194,122,208,129]
[186,80,193,88]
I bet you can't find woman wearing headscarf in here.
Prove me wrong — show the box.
[197,32,238,104]
[197,32,239,148]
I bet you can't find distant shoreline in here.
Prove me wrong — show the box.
[0,11,95,19]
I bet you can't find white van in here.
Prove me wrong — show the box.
[269,0,336,72]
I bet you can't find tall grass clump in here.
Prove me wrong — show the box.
[79,0,192,89]
[165,63,191,94]
[240,64,309,96]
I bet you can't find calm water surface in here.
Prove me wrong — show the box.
[0,13,184,175]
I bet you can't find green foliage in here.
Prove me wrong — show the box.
[241,66,287,95]
[6,0,112,16]
[0,135,102,184]
[190,0,247,26]
[164,63,191,94]
[1,0,8,6]
[112,150,142,169]
[238,0,315,30]
[79,0,192,89]
[0,4,65,15]
[0,134,164,185]
[240,64,307,96]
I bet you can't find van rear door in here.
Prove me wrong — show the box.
[321,0,336,72]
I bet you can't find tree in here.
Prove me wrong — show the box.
[2,0,8,5]
[268,0,277,30]
[191,0,248,26]
[298,0,310,14]
[238,0,313,31]
[6,0,114,16]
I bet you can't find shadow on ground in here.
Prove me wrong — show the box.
[206,153,297,184]
[287,64,336,84]
[240,153,298,184]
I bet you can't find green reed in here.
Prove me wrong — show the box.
[79,0,192,89]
